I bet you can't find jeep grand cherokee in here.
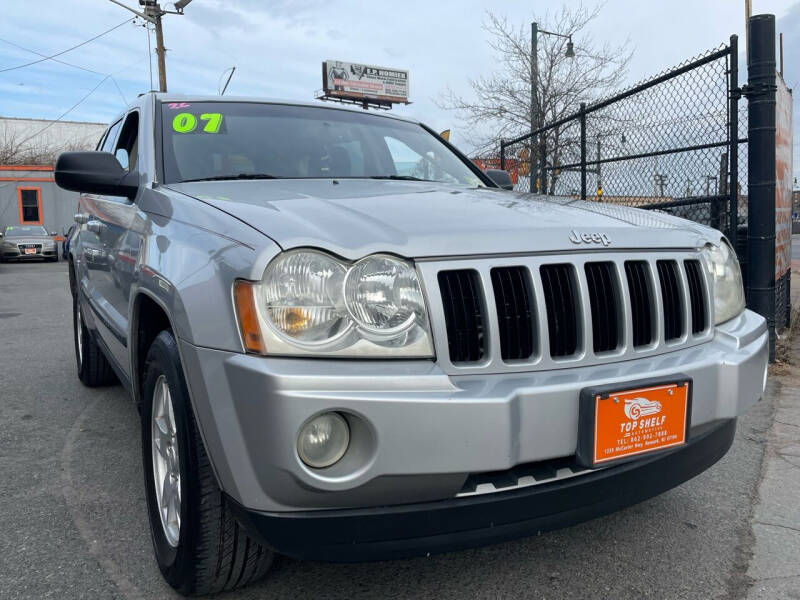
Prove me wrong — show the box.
[54,93,768,596]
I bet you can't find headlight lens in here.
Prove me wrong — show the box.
[260,251,349,344]
[241,250,434,357]
[344,255,428,343]
[702,241,745,324]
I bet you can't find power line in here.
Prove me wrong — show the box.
[0,18,133,73]
[0,36,130,105]
[16,76,112,148]
[0,37,105,76]
[12,53,146,146]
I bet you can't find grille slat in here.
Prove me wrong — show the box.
[625,261,654,347]
[491,267,534,361]
[585,262,620,353]
[540,264,579,357]
[657,260,684,341]
[438,270,485,363]
[684,260,706,334]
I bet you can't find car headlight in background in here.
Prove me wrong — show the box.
[234,250,434,357]
[702,240,745,325]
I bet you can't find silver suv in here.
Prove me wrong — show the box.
[56,93,768,596]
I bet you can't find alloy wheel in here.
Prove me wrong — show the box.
[151,374,182,547]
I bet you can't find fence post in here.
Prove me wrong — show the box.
[579,103,587,200]
[539,132,547,194]
[746,14,777,360]
[728,34,739,250]
[500,140,505,171]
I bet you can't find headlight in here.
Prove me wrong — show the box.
[702,241,745,324]
[235,250,434,357]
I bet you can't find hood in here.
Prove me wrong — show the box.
[166,179,716,260]
[3,235,54,245]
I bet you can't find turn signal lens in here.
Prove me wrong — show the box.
[234,280,266,354]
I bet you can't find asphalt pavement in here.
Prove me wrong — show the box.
[0,258,790,600]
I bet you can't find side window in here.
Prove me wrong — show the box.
[18,188,42,224]
[101,119,123,153]
[114,111,139,173]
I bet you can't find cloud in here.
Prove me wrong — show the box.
[0,0,797,186]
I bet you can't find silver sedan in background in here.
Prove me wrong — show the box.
[0,225,59,262]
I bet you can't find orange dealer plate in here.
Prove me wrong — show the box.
[576,376,692,467]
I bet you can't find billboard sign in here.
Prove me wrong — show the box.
[322,60,409,104]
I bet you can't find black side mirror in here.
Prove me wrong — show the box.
[55,151,138,200]
[485,169,514,191]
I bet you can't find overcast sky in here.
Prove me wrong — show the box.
[0,0,797,180]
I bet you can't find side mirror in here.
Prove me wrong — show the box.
[55,151,138,200]
[0,232,4,239]
[485,169,514,191]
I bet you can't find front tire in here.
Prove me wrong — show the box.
[141,330,273,596]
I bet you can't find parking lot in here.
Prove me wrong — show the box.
[1,258,791,599]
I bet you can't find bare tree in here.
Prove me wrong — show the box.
[0,122,97,166]
[438,3,632,191]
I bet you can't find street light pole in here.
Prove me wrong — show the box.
[530,22,575,195]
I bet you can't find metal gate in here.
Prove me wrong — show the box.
[499,35,746,259]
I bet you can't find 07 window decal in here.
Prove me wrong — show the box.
[171,112,223,134]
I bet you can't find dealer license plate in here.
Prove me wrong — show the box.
[24,248,37,255]
[576,376,691,467]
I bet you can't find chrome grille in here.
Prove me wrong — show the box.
[421,250,713,375]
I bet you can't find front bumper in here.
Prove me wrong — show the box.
[2,246,57,259]
[229,418,736,561]
[179,308,767,516]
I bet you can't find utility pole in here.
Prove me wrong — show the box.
[153,6,167,92]
[108,0,192,93]
[745,0,752,53]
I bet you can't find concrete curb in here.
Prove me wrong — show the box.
[746,270,800,599]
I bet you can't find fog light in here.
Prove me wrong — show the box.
[297,412,350,468]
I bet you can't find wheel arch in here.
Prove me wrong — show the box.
[131,289,179,407]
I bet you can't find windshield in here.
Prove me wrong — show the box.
[160,101,485,187]
[4,225,47,237]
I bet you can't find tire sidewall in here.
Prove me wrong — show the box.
[141,331,197,594]
[73,288,88,379]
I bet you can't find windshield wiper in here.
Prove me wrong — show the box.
[180,173,281,183]
[368,175,434,182]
